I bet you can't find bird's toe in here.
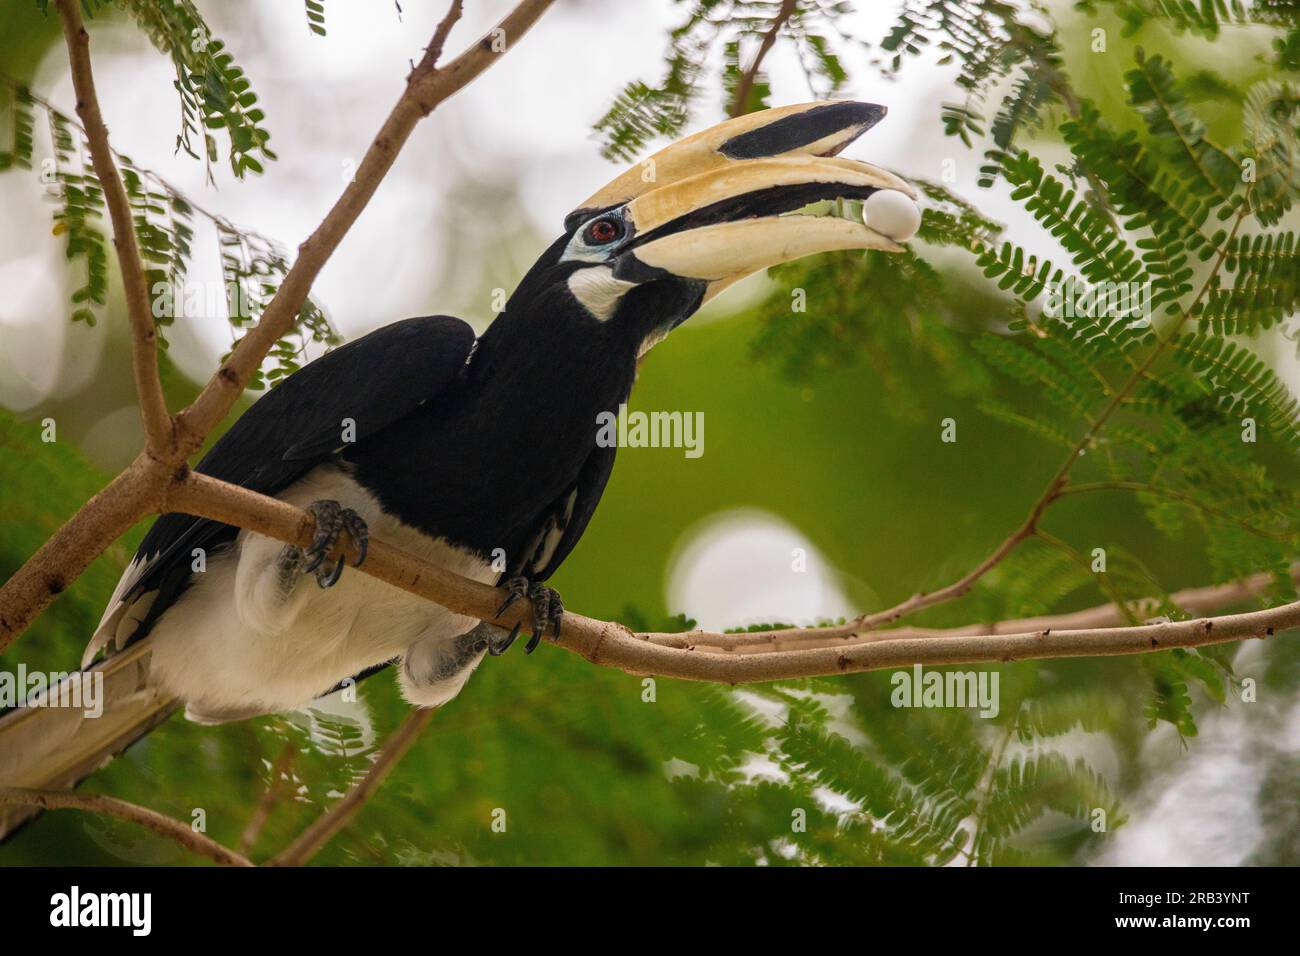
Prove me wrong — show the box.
[302,499,368,589]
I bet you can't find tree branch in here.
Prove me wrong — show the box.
[54,0,171,454]
[237,739,297,855]
[0,458,156,652]
[268,707,436,866]
[647,564,1300,652]
[159,470,1300,685]
[729,0,797,118]
[419,0,466,74]
[0,2,1288,873]
[0,787,254,867]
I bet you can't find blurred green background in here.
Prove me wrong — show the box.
[1,0,1297,865]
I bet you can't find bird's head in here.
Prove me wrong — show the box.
[507,100,919,356]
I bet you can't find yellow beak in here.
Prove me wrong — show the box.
[569,101,917,303]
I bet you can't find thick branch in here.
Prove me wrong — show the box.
[161,471,1300,684]
[269,707,436,866]
[0,787,254,867]
[0,455,158,652]
[54,0,171,453]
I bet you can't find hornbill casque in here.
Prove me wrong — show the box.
[0,101,919,837]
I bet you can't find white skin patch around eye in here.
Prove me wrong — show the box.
[560,217,626,264]
[559,238,612,264]
[567,266,638,321]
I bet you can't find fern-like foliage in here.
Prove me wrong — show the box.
[304,0,327,37]
[46,108,110,325]
[752,38,1298,748]
[1126,50,1239,202]
[1086,0,1300,73]
[877,0,1072,186]
[662,674,1135,865]
[84,0,277,179]
[880,1,1300,192]
[0,79,338,386]
[594,0,857,161]
[751,179,1003,417]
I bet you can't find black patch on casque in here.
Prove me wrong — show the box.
[563,103,886,234]
[718,101,886,159]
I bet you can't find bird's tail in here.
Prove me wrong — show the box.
[0,638,177,841]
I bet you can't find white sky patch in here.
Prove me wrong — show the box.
[666,507,857,632]
[662,757,699,780]
[1097,697,1295,866]
[0,252,108,409]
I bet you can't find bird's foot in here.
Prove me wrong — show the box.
[494,576,564,653]
[465,621,524,658]
[292,499,368,588]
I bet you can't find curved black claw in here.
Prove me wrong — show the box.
[302,499,369,589]
[494,576,564,654]
[488,623,522,657]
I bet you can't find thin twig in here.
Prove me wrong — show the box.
[419,0,465,74]
[237,740,298,856]
[269,707,436,866]
[0,787,254,867]
[729,0,797,117]
[849,482,1062,631]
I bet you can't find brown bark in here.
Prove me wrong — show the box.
[0,787,255,867]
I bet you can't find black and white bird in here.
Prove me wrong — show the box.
[0,101,918,835]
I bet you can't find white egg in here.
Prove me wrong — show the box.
[862,189,921,242]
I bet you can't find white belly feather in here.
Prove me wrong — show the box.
[130,466,497,720]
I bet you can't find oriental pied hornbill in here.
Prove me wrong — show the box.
[0,102,918,835]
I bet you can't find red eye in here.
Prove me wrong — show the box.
[585,218,622,244]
